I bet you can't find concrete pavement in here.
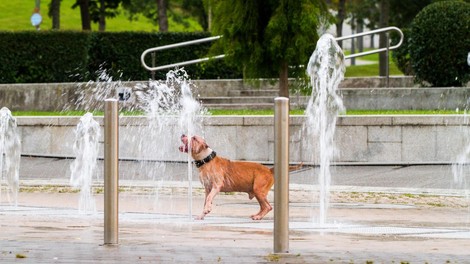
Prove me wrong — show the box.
[1,156,470,263]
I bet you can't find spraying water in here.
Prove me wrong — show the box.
[70,112,101,213]
[134,68,205,218]
[0,107,21,207]
[68,67,204,218]
[67,67,130,113]
[304,34,346,225]
[452,114,470,203]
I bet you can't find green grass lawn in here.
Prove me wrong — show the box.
[344,49,403,77]
[0,0,202,32]
[345,63,402,77]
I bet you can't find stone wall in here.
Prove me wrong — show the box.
[1,78,469,111]
[17,115,470,165]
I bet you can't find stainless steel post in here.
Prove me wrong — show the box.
[273,97,289,253]
[104,99,119,245]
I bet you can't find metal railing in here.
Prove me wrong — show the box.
[140,35,225,72]
[336,26,404,87]
[141,26,403,85]
[336,26,403,59]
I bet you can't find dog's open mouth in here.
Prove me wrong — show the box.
[179,134,189,153]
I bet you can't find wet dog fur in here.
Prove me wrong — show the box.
[179,134,299,220]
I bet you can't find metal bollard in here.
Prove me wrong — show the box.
[273,97,289,253]
[104,99,119,245]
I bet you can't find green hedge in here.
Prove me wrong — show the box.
[409,1,470,87]
[0,31,241,83]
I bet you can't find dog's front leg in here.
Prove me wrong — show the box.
[196,186,211,220]
[196,184,221,220]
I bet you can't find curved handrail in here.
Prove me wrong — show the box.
[140,27,404,72]
[335,26,404,59]
[140,35,224,72]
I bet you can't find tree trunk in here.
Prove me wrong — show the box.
[78,0,91,30]
[350,16,355,66]
[335,0,346,48]
[357,20,364,52]
[379,0,390,76]
[50,0,61,29]
[156,0,168,32]
[279,61,289,98]
[99,0,106,31]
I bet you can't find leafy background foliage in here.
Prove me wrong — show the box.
[409,1,470,87]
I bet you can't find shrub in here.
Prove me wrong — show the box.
[0,31,241,84]
[409,0,470,87]
[0,31,91,83]
[391,28,414,76]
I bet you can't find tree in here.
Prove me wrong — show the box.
[73,0,123,31]
[48,0,61,30]
[90,0,122,31]
[389,0,432,28]
[73,0,92,30]
[182,0,209,31]
[122,0,168,32]
[211,0,331,97]
[378,0,389,76]
[157,0,168,32]
[409,1,470,87]
[335,0,347,48]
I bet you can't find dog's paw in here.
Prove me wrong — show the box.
[195,215,205,220]
[251,214,263,220]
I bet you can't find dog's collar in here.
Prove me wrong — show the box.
[194,151,216,168]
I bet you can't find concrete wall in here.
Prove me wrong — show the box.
[1,78,470,111]
[17,115,470,165]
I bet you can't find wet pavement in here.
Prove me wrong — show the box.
[1,156,470,263]
[18,156,469,195]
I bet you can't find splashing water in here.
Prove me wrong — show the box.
[70,112,101,213]
[0,107,21,207]
[66,67,131,113]
[452,114,470,202]
[133,68,205,218]
[67,67,204,218]
[304,34,346,225]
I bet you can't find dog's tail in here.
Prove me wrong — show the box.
[269,162,304,174]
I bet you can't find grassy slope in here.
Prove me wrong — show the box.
[0,0,202,32]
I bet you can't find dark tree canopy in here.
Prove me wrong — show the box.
[210,0,331,97]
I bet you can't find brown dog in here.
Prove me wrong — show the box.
[179,134,299,220]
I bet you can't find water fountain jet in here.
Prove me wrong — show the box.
[70,112,100,213]
[129,68,205,218]
[304,34,346,225]
[0,107,21,207]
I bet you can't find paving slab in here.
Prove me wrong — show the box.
[1,157,470,263]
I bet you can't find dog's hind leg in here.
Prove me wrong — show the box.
[250,175,274,220]
[251,193,272,220]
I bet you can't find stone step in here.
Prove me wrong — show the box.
[202,97,309,110]
[227,89,279,97]
[203,103,274,110]
[200,96,309,105]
